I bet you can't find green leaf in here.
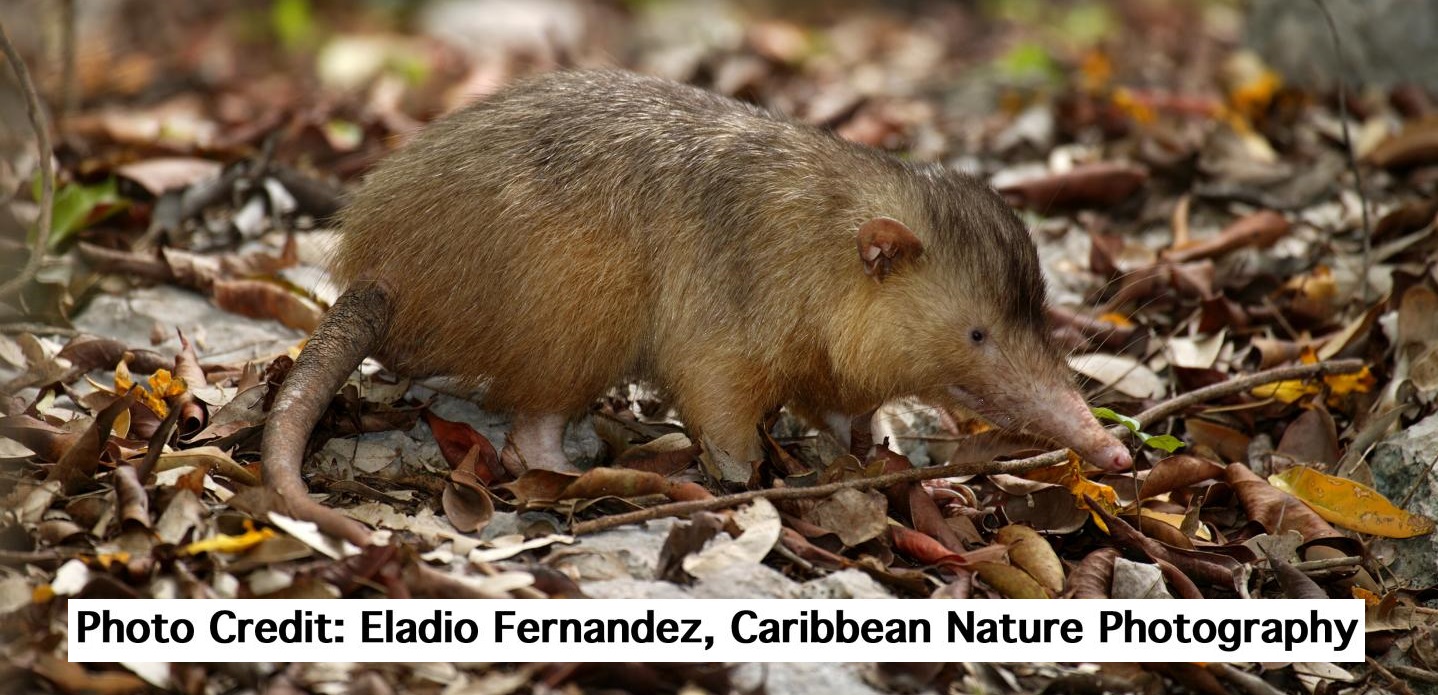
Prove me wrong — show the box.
[1143,435,1186,453]
[35,176,126,251]
[1091,406,1140,433]
[1091,407,1185,453]
[994,42,1059,83]
[272,0,316,51]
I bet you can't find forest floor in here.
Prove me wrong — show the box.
[1,1,1436,693]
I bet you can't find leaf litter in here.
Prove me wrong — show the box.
[1,1,1437,694]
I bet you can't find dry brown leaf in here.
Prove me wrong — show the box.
[807,488,887,547]
[1065,547,1119,598]
[1226,463,1344,544]
[113,465,150,531]
[47,390,139,495]
[32,655,149,695]
[1366,116,1438,169]
[995,524,1064,593]
[1164,210,1290,263]
[1138,454,1226,499]
[972,561,1049,599]
[558,467,671,501]
[423,410,501,484]
[442,469,496,534]
[211,279,323,332]
[1275,406,1339,466]
[997,161,1149,210]
[154,446,259,486]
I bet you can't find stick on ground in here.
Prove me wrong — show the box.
[571,358,1366,535]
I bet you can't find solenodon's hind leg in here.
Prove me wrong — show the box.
[505,412,576,473]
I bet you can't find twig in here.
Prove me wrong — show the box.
[1391,666,1438,686]
[0,322,79,337]
[0,20,55,301]
[1207,663,1288,695]
[1127,358,1363,426]
[1366,657,1417,695]
[571,359,1365,535]
[1310,0,1373,304]
[1291,555,1363,572]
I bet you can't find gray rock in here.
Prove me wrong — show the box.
[691,563,803,599]
[581,579,691,599]
[733,662,890,695]
[1369,412,1438,589]
[72,285,302,364]
[798,570,894,599]
[1247,0,1438,91]
[565,518,678,580]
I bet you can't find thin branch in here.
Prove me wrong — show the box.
[1391,666,1438,686]
[0,20,55,301]
[572,359,1366,535]
[0,322,78,336]
[1310,0,1373,304]
[1291,555,1362,572]
[1366,657,1417,695]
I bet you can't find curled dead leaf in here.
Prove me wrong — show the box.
[442,469,496,534]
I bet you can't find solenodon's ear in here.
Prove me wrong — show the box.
[857,217,923,281]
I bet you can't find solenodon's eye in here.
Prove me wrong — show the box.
[969,328,987,345]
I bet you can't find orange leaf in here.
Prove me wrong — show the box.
[1351,586,1381,606]
[1269,466,1434,538]
[1028,454,1119,532]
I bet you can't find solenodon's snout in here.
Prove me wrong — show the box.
[1083,440,1133,472]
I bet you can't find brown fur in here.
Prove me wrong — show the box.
[327,69,1125,471]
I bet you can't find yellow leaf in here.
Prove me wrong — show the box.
[973,561,1050,599]
[1031,453,1119,532]
[1228,68,1281,120]
[1251,363,1372,405]
[32,584,55,603]
[1284,265,1336,302]
[149,369,187,398]
[1325,367,1375,404]
[131,369,175,417]
[1269,466,1435,538]
[112,406,131,439]
[1097,311,1135,328]
[1110,88,1156,125]
[1079,49,1112,92]
[93,552,131,569]
[1251,379,1317,403]
[114,360,134,392]
[182,525,276,555]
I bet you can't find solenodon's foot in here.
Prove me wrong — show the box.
[506,412,579,473]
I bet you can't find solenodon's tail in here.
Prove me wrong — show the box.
[260,283,390,546]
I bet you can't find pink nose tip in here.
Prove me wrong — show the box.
[1091,444,1133,471]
